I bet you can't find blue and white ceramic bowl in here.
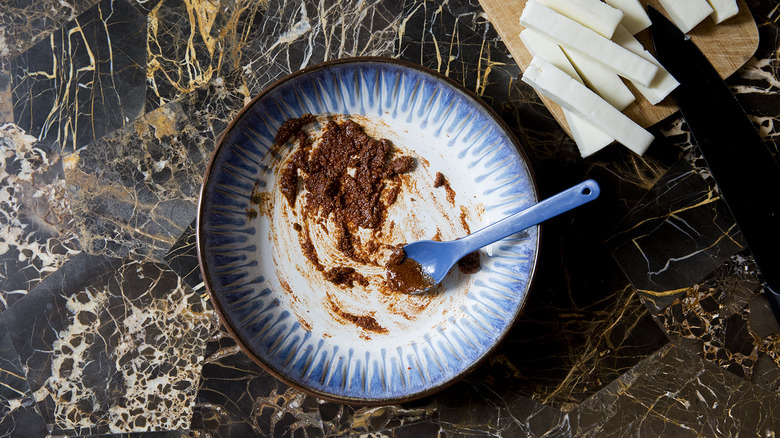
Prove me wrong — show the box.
[197,58,539,404]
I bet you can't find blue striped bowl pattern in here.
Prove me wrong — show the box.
[198,58,539,403]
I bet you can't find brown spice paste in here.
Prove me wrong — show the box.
[327,294,387,333]
[274,115,479,331]
[433,172,447,188]
[275,114,316,148]
[330,304,387,333]
[325,267,369,287]
[278,117,413,232]
[434,171,456,204]
[457,250,481,274]
[275,115,415,285]
[384,246,435,295]
[247,181,271,219]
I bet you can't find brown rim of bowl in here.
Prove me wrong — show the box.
[196,56,540,406]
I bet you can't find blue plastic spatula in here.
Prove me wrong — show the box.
[402,179,600,293]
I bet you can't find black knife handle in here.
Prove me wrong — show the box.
[650,6,780,292]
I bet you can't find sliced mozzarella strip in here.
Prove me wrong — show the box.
[604,0,651,34]
[611,25,650,53]
[611,26,680,105]
[520,29,580,79]
[706,0,739,24]
[520,29,615,156]
[566,112,613,157]
[534,0,624,38]
[562,47,635,110]
[522,56,655,156]
[519,1,659,87]
[657,0,714,33]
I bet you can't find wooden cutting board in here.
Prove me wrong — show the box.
[478,0,759,133]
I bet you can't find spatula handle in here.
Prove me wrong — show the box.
[458,179,600,253]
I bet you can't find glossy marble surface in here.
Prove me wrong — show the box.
[0,0,779,436]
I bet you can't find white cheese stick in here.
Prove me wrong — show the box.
[611,26,679,104]
[611,25,649,54]
[562,47,635,110]
[567,112,613,157]
[706,0,739,24]
[604,0,651,34]
[520,29,580,79]
[534,0,624,38]
[522,56,655,156]
[519,1,659,87]
[657,0,714,33]
[520,29,614,156]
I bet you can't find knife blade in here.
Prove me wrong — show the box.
[648,7,780,323]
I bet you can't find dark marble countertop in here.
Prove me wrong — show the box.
[1,0,779,436]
